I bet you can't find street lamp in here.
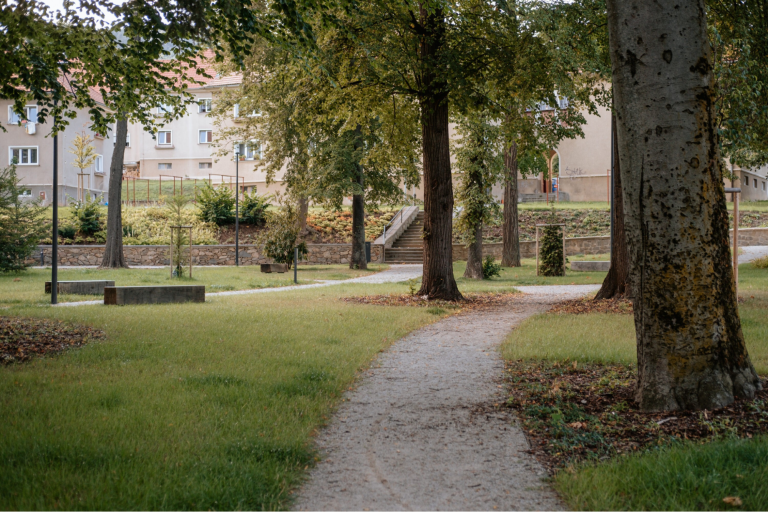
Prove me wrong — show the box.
[234,146,240,267]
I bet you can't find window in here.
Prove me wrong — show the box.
[744,176,749,186]
[233,104,260,118]
[9,147,38,165]
[8,105,37,124]
[157,131,172,145]
[198,130,213,143]
[199,162,212,169]
[94,155,104,174]
[112,131,130,147]
[198,99,212,113]
[755,179,758,189]
[157,103,173,115]
[763,182,766,191]
[236,141,262,160]
[19,189,31,196]
[158,163,172,170]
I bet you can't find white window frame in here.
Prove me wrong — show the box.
[233,103,260,119]
[9,146,39,165]
[198,99,212,113]
[237,140,262,160]
[198,130,213,144]
[199,162,213,169]
[156,103,173,115]
[94,155,104,175]
[158,163,173,170]
[8,105,38,124]
[157,131,172,145]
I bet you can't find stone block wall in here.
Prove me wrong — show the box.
[452,236,611,261]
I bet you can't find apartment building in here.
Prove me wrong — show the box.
[1,95,115,206]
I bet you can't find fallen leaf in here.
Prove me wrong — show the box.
[723,497,742,507]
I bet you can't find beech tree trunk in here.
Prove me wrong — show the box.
[417,5,462,300]
[607,0,761,411]
[595,116,629,299]
[100,117,128,268]
[501,142,520,267]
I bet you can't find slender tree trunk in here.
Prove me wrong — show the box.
[464,223,483,279]
[595,115,629,299]
[350,127,367,269]
[417,5,462,300]
[607,0,760,411]
[502,142,520,267]
[298,195,309,234]
[100,117,128,268]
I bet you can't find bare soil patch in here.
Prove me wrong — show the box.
[503,359,768,474]
[549,296,633,315]
[0,317,105,365]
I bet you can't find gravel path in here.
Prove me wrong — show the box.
[293,286,597,511]
[740,245,768,263]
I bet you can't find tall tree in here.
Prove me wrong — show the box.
[607,0,761,411]
[101,118,128,268]
[501,139,520,267]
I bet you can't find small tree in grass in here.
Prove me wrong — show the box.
[69,131,97,198]
[166,195,190,277]
[261,203,307,268]
[539,222,564,277]
[0,165,47,272]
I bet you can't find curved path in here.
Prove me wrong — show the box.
[294,285,598,511]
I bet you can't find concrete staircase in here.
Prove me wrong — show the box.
[385,211,424,263]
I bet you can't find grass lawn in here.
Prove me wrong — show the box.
[0,265,386,305]
[501,261,768,510]
[0,278,444,509]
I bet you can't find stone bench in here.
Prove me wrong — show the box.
[46,280,115,295]
[104,286,205,305]
[260,263,289,273]
[570,261,611,272]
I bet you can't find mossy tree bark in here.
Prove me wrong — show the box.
[416,6,462,300]
[501,142,520,267]
[607,0,761,411]
[100,117,128,269]
[595,116,629,299]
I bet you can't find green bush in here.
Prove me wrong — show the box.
[240,190,270,226]
[0,165,47,272]
[753,255,768,269]
[261,206,308,268]
[539,223,565,276]
[482,255,502,279]
[197,183,235,225]
[70,196,103,235]
[57,223,77,240]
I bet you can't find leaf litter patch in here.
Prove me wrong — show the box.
[341,292,521,311]
[1,317,105,365]
[549,296,633,315]
[503,359,768,474]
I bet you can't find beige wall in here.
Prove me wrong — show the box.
[728,168,768,202]
[1,99,114,206]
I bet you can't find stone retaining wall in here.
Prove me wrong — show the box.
[452,236,611,261]
[32,243,384,267]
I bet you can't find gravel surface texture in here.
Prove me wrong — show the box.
[294,286,597,511]
[740,245,768,263]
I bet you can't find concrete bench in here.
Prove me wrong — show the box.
[46,280,115,295]
[570,261,611,272]
[104,285,205,305]
[260,263,289,273]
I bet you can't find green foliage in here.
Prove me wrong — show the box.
[57,223,77,240]
[165,195,191,277]
[539,221,565,277]
[753,256,768,269]
[482,256,502,279]
[0,165,47,272]
[196,183,235,226]
[261,205,308,267]
[70,196,102,235]
[120,205,218,246]
[240,190,270,226]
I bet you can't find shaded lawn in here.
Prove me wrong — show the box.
[0,265,387,305]
[452,257,607,292]
[0,282,442,510]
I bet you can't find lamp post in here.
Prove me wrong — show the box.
[235,146,240,267]
[51,103,59,305]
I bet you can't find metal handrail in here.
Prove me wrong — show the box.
[382,205,409,241]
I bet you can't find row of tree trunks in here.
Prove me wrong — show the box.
[595,115,629,299]
[501,142,520,267]
[100,117,128,269]
[607,0,760,411]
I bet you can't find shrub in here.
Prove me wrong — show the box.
[0,165,47,272]
[539,223,565,276]
[120,205,218,246]
[166,195,191,277]
[70,196,103,235]
[753,255,768,269]
[482,255,502,279]
[57,223,77,240]
[261,206,308,268]
[240,190,270,226]
[197,183,235,225]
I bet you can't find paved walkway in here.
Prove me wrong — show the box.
[293,285,598,511]
[740,245,768,264]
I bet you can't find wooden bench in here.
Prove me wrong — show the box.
[45,280,115,295]
[570,261,610,272]
[260,263,288,273]
[104,285,205,305]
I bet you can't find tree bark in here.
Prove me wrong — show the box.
[464,223,483,279]
[298,195,309,234]
[501,142,520,267]
[100,117,128,268]
[595,115,629,299]
[607,0,761,411]
[417,5,462,300]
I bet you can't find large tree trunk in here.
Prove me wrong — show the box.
[501,142,520,267]
[350,127,367,269]
[607,0,761,411]
[100,117,128,268]
[417,6,462,300]
[595,115,629,299]
[464,223,483,279]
